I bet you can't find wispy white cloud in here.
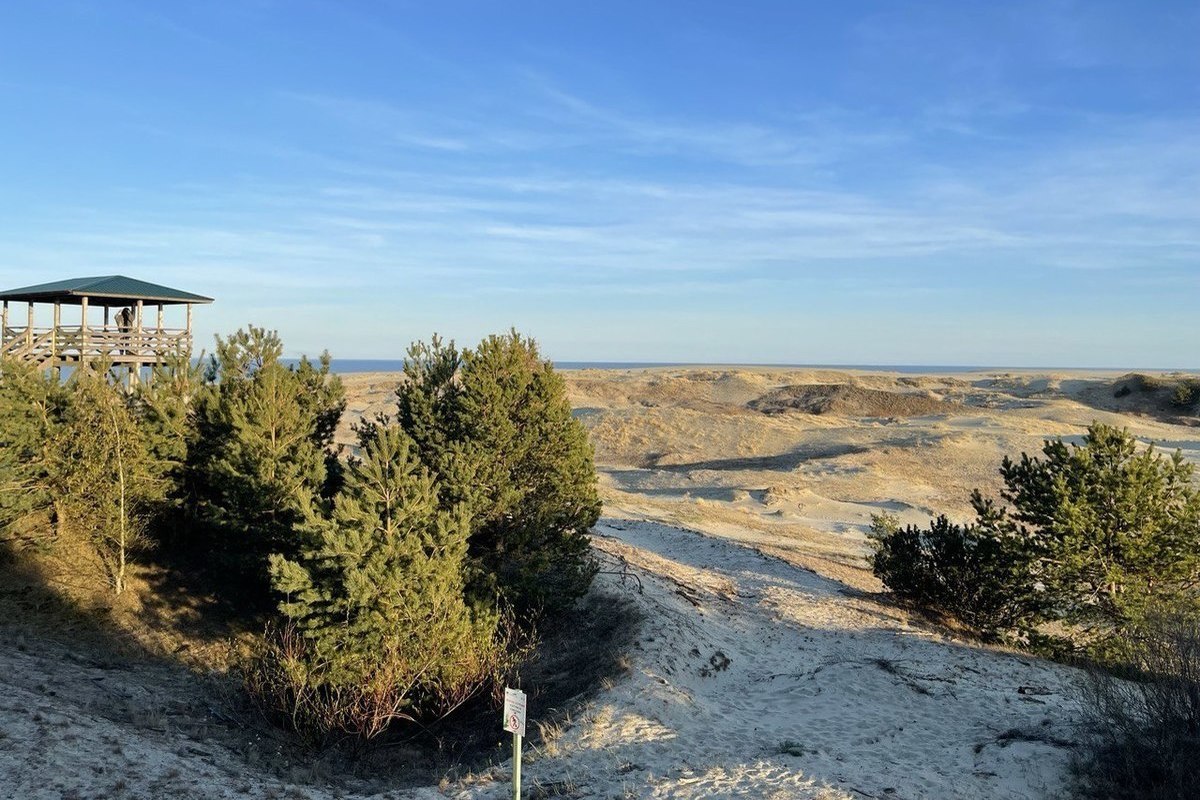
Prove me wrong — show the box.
[3,2,1196,365]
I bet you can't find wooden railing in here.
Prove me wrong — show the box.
[2,328,55,359]
[0,326,193,368]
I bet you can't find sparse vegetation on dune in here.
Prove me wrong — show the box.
[1092,373,1200,424]
[1077,609,1200,800]
[748,382,962,418]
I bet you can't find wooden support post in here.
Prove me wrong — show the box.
[157,303,163,331]
[26,302,33,348]
[2,300,7,347]
[104,305,110,330]
[133,300,144,385]
[80,296,89,367]
[51,301,60,367]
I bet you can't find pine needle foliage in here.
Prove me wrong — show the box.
[396,331,601,614]
[133,350,205,522]
[994,423,1200,631]
[0,357,67,543]
[870,512,1041,634]
[872,422,1200,650]
[188,327,344,586]
[51,368,161,594]
[261,423,505,740]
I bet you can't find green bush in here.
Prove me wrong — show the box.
[396,331,602,614]
[871,513,1040,635]
[872,423,1200,649]
[255,423,510,741]
[1171,380,1197,410]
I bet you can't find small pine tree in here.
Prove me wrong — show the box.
[996,422,1200,629]
[396,335,462,479]
[873,422,1200,649]
[0,357,67,542]
[396,332,602,614]
[134,350,205,522]
[293,351,347,499]
[52,369,160,594]
[265,424,501,739]
[188,327,344,586]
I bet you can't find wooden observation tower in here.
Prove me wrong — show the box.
[0,275,213,381]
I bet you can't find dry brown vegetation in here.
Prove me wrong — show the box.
[747,383,962,417]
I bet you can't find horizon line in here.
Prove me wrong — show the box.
[292,357,1200,374]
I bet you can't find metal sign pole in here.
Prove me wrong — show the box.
[512,730,522,800]
[504,686,527,799]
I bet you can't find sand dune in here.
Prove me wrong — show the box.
[746,383,961,417]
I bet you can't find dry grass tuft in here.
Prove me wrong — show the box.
[1077,611,1200,800]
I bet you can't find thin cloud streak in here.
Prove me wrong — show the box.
[1,1,1196,363]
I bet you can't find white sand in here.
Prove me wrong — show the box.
[487,518,1084,799]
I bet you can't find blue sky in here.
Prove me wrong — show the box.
[1,1,1197,367]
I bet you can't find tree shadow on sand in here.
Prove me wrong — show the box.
[0,525,647,797]
[641,443,870,473]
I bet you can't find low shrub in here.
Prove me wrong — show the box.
[243,619,518,745]
[871,423,1200,650]
[1171,380,1197,410]
[870,513,1040,636]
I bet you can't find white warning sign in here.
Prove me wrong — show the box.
[503,687,527,737]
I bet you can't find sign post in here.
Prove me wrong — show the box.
[503,687,527,800]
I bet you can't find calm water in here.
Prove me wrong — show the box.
[309,359,1101,375]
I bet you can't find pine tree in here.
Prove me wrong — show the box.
[872,422,1200,648]
[0,357,66,542]
[188,327,344,587]
[996,422,1200,628]
[396,332,602,613]
[267,423,500,738]
[195,361,324,559]
[52,369,160,594]
[293,351,346,499]
[134,350,204,522]
[871,512,1042,635]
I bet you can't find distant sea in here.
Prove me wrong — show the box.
[305,359,1155,376]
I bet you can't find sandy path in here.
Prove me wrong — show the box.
[442,519,1084,799]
